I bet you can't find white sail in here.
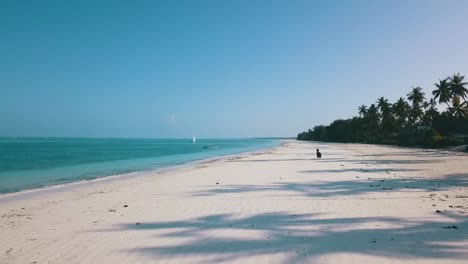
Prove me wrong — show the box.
[192,136,196,143]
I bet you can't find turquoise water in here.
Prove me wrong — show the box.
[0,138,279,194]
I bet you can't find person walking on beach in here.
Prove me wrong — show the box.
[316,149,322,158]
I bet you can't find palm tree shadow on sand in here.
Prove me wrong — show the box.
[189,173,468,198]
[95,212,468,263]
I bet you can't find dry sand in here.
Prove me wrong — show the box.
[1,140,467,264]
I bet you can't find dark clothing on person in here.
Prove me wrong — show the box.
[316,149,322,158]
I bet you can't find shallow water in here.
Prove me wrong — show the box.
[0,138,279,193]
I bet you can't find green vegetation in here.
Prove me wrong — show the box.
[297,73,468,148]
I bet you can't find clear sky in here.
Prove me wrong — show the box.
[1,0,468,138]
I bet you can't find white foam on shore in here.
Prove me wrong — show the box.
[0,142,283,203]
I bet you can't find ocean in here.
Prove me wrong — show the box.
[0,138,280,194]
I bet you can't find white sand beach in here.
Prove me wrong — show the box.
[1,140,467,264]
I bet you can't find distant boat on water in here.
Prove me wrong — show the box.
[192,136,196,143]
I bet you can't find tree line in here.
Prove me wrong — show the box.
[297,73,468,149]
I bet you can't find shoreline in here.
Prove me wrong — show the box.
[296,139,468,155]
[0,142,283,203]
[299,139,468,154]
[1,140,467,263]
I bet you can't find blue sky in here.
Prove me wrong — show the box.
[1,0,468,138]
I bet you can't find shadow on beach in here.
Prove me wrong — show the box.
[97,211,467,263]
[90,144,467,263]
[189,173,468,198]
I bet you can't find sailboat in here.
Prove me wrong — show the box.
[192,136,196,143]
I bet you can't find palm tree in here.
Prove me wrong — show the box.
[393,98,409,117]
[366,104,380,122]
[392,97,409,129]
[376,97,394,133]
[407,87,426,123]
[376,97,390,114]
[422,101,429,110]
[367,104,379,117]
[449,96,467,118]
[407,86,425,106]
[366,104,379,121]
[365,104,380,134]
[428,98,437,109]
[432,78,452,108]
[423,98,438,111]
[358,105,368,117]
[422,98,439,127]
[448,73,468,101]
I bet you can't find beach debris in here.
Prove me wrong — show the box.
[442,225,458,229]
[109,209,116,212]
[356,176,360,178]
[216,182,219,185]
[123,205,128,208]
[435,210,442,213]
[136,222,140,225]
